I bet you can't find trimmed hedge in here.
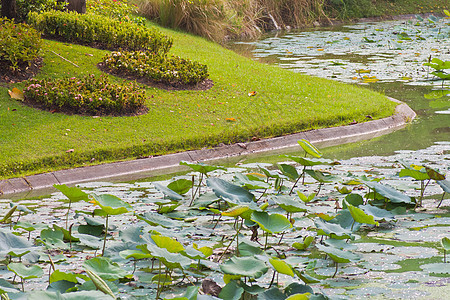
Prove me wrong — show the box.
[28,10,172,53]
[24,74,147,115]
[103,51,209,85]
[0,17,42,71]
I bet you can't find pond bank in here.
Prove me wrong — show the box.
[0,98,415,198]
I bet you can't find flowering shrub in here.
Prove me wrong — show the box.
[86,0,145,26]
[0,17,42,71]
[28,10,172,53]
[14,0,67,22]
[24,75,147,115]
[103,51,209,85]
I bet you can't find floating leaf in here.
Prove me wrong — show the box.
[316,244,360,263]
[83,257,128,281]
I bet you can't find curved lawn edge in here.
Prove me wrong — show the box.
[0,97,415,197]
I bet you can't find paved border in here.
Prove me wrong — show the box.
[0,97,415,197]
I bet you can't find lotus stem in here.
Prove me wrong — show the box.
[65,199,72,229]
[101,214,109,257]
[437,192,446,208]
[268,270,277,288]
[289,175,302,195]
[332,262,339,278]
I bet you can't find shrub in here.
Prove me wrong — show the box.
[0,17,42,71]
[15,0,67,23]
[102,51,209,85]
[87,0,145,26]
[27,10,172,53]
[24,74,147,115]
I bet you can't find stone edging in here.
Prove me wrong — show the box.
[0,97,416,197]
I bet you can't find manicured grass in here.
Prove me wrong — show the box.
[0,21,397,179]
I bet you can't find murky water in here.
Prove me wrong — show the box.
[229,16,449,159]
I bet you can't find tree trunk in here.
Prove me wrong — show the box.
[67,0,86,14]
[1,0,17,19]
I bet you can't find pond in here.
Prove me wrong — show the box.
[229,14,449,159]
[0,16,449,300]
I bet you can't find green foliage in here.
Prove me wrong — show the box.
[12,0,67,23]
[87,0,145,25]
[27,10,172,53]
[0,18,42,71]
[24,74,146,115]
[103,50,208,85]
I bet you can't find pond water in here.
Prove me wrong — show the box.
[229,15,449,159]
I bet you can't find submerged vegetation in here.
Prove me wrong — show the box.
[0,141,448,298]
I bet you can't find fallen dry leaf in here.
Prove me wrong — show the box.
[248,91,257,96]
[66,149,75,153]
[8,88,24,100]
[225,117,236,122]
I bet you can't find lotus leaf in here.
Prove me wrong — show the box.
[316,244,361,263]
[234,173,270,190]
[251,211,292,234]
[345,202,379,226]
[151,235,185,253]
[207,177,255,204]
[364,182,413,204]
[269,258,294,277]
[278,164,299,181]
[7,262,43,279]
[180,161,225,175]
[313,219,353,240]
[167,179,193,195]
[298,139,322,158]
[83,257,128,281]
[154,182,183,201]
[220,256,268,278]
[219,280,244,300]
[274,195,308,213]
[89,194,132,215]
[54,184,89,202]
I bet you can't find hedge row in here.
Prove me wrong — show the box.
[103,51,209,85]
[28,10,173,54]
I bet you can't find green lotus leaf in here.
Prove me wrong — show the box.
[420,263,450,275]
[398,168,429,181]
[316,244,361,263]
[283,155,331,167]
[278,164,299,181]
[153,182,183,201]
[269,258,294,277]
[305,170,338,183]
[193,244,213,258]
[207,177,255,204]
[360,205,395,221]
[238,240,264,256]
[292,236,314,250]
[234,173,270,190]
[297,191,316,204]
[89,194,131,215]
[437,180,450,193]
[258,287,286,300]
[119,249,153,260]
[83,257,128,281]
[346,202,379,226]
[7,263,43,279]
[0,228,34,258]
[167,179,193,195]
[313,218,353,240]
[441,237,450,251]
[54,184,89,203]
[40,228,68,249]
[286,294,311,300]
[222,205,251,218]
[137,212,183,228]
[50,270,78,284]
[27,291,113,300]
[274,195,308,213]
[364,182,413,204]
[251,211,292,234]
[220,256,268,278]
[219,280,244,300]
[151,235,185,253]
[180,161,225,175]
[284,283,314,296]
[151,274,172,286]
[298,139,322,158]
[344,194,364,207]
[143,243,192,269]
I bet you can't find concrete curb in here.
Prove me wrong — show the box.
[0,97,416,197]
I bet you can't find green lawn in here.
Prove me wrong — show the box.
[0,21,397,179]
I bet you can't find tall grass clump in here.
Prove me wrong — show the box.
[134,0,332,42]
